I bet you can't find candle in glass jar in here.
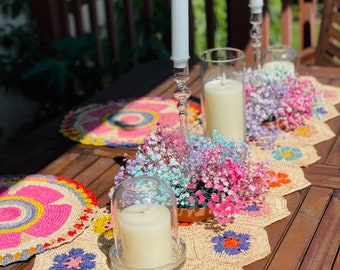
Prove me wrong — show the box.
[119,204,173,268]
[204,78,245,141]
[262,60,295,73]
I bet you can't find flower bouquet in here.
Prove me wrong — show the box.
[244,67,325,148]
[114,126,270,224]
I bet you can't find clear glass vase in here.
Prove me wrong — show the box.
[261,44,297,74]
[200,47,246,141]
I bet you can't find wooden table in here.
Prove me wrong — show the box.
[1,63,339,270]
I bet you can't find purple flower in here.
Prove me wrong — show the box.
[211,230,251,255]
[51,248,96,270]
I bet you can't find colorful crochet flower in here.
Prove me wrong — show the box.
[317,88,338,99]
[211,230,251,255]
[0,184,72,250]
[240,202,271,217]
[92,214,113,239]
[50,248,96,270]
[272,147,302,161]
[267,170,292,188]
[291,125,317,138]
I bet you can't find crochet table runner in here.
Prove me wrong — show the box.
[30,158,325,269]
[32,78,340,270]
[31,162,304,270]
[60,96,201,147]
[0,174,98,266]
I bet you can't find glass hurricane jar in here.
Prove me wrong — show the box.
[261,44,297,74]
[200,47,246,141]
[110,176,186,270]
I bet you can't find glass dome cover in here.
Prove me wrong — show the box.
[110,176,186,270]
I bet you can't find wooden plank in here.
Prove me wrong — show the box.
[39,152,81,175]
[333,252,340,270]
[88,164,121,207]
[74,156,116,186]
[281,0,293,45]
[303,164,340,189]
[205,0,216,49]
[298,65,340,80]
[298,0,318,50]
[325,131,340,167]
[266,186,333,270]
[70,144,137,159]
[49,154,99,179]
[88,0,104,68]
[244,189,308,270]
[104,0,118,59]
[300,190,340,270]
[71,0,84,36]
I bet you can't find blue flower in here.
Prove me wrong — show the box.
[313,106,328,119]
[272,147,302,161]
[211,230,250,255]
[50,248,96,270]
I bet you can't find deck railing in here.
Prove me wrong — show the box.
[30,0,320,70]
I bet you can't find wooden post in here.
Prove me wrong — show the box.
[299,0,318,50]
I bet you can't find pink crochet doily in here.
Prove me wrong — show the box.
[60,97,201,147]
[0,174,98,266]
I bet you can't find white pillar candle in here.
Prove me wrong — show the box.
[171,0,189,68]
[119,204,173,268]
[204,78,245,141]
[262,61,295,74]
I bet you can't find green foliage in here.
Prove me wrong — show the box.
[192,0,227,56]
[268,0,282,45]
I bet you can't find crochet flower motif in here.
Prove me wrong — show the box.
[267,170,292,188]
[50,248,96,270]
[0,184,72,250]
[291,125,317,138]
[211,230,251,255]
[92,214,113,239]
[240,202,271,217]
[317,88,338,99]
[272,147,302,161]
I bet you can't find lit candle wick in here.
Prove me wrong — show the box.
[221,73,227,85]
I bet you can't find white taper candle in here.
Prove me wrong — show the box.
[171,0,189,68]
[249,0,263,14]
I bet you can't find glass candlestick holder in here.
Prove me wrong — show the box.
[249,0,263,70]
[172,62,192,165]
[110,176,186,270]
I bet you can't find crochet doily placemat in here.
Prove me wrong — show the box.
[0,174,98,266]
[33,207,113,270]
[60,97,201,147]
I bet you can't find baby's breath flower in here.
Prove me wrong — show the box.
[114,126,270,224]
[244,67,318,149]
